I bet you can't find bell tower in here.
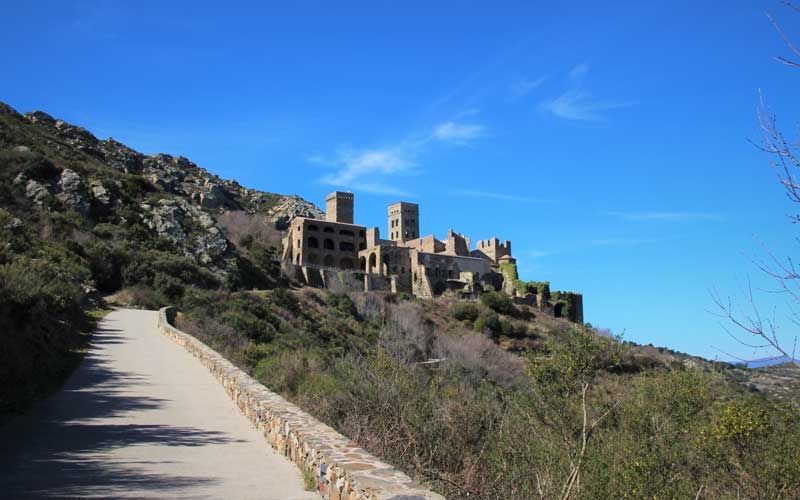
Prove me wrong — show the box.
[325,191,354,224]
[387,201,419,243]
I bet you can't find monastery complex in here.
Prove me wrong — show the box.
[283,191,582,322]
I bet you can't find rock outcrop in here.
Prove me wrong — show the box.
[16,106,323,223]
[56,168,90,216]
[2,100,324,283]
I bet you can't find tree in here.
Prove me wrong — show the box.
[713,3,800,368]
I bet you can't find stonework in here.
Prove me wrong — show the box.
[326,191,354,224]
[158,307,444,500]
[284,192,584,321]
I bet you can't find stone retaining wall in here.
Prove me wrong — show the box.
[158,307,445,500]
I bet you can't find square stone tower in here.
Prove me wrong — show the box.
[387,201,419,243]
[325,191,354,224]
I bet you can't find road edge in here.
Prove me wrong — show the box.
[158,307,445,500]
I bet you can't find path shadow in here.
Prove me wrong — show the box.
[0,318,243,498]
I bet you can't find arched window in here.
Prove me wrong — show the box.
[323,238,335,250]
[323,227,335,233]
[359,256,367,271]
[308,224,319,231]
[340,258,354,269]
[339,229,355,237]
[308,236,319,248]
[339,241,355,252]
[369,253,377,273]
[323,255,335,267]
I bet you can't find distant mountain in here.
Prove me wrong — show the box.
[744,355,799,369]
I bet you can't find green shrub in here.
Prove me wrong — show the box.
[84,241,126,292]
[479,291,515,315]
[474,310,502,338]
[450,302,481,323]
[271,287,298,312]
[328,292,357,317]
[0,254,90,414]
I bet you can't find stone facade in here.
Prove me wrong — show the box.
[283,217,367,270]
[471,237,513,264]
[387,201,419,243]
[326,191,354,224]
[158,307,444,500]
[284,191,582,320]
[284,192,517,299]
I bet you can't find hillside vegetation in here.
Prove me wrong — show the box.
[174,287,800,499]
[2,102,799,498]
[0,101,319,414]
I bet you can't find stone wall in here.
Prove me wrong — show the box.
[158,307,445,500]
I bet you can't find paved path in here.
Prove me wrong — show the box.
[0,309,318,500]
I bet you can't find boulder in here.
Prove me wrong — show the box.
[90,180,112,211]
[199,180,224,209]
[56,169,90,216]
[25,179,51,207]
[143,200,187,243]
[193,226,228,264]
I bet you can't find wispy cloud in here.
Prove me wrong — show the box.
[569,63,589,80]
[315,143,421,196]
[540,64,635,121]
[433,121,485,144]
[455,189,550,203]
[314,114,488,192]
[606,211,723,222]
[509,75,548,99]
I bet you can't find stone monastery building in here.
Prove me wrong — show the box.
[283,191,518,299]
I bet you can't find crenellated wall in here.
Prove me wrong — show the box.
[157,307,445,500]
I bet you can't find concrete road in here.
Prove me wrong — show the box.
[0,309,318,500]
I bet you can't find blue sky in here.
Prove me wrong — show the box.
[4,0,800,360]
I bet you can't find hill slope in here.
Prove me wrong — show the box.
[0,101,321,414]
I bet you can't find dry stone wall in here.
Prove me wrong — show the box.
[158,307,445,500]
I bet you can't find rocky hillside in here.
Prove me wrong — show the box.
[0,100,323,413]
[1,101,321,276]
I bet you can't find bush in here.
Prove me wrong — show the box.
[271,287,298,313]
[480,291,516,315]
[328,292,357,317]
[474,310,502,338]
[450,302,481,323]
[379,302,433,362]
[0,254,90,414]
[220,310,276,344]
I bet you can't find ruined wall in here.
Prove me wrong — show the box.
[551,291,584,323]
[445,229,471,256]
[472,237,512,263]
[416,253,491,296]
[158,308,444,500]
